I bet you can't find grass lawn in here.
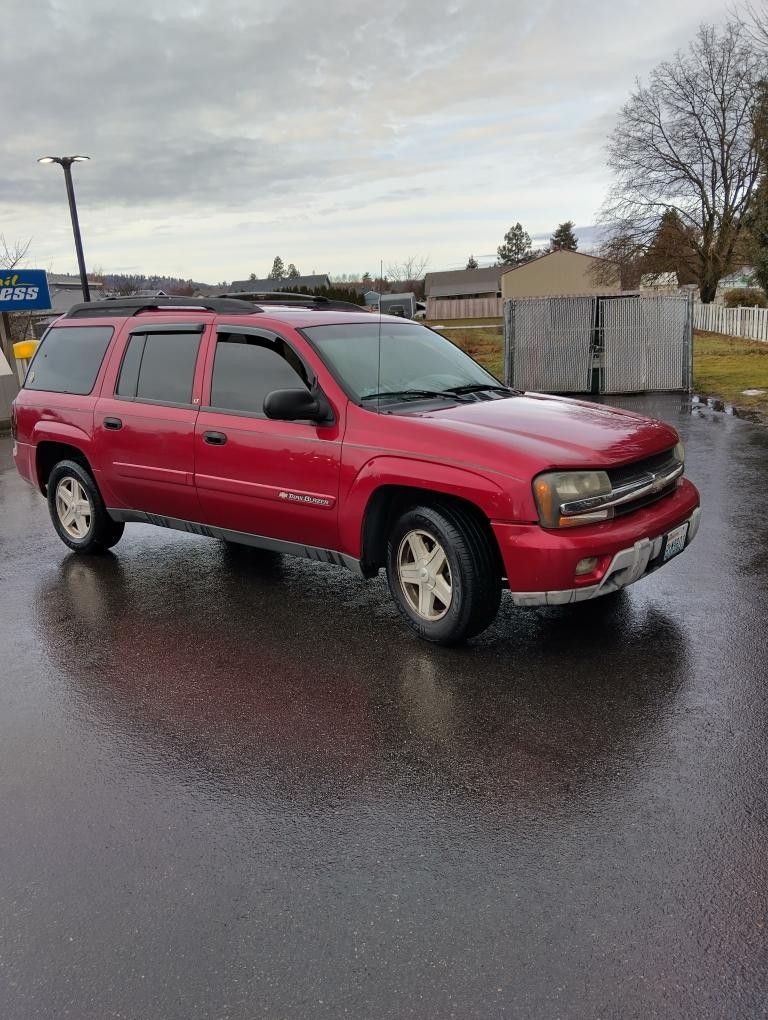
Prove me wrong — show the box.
[429,317,503,328]
[431,320,768,420]
[692,331,768,418]
[429,319,504,379]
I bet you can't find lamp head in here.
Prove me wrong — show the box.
[38,155,90,166]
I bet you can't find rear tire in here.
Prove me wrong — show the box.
[47,460,125,554]
[386,503,501,645]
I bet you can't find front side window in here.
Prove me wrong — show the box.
[25,326,113,395]
[116,330,202,405]
[303,322,502,405]
[209,332,309,415]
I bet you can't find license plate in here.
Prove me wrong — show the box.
[663,522,689,562]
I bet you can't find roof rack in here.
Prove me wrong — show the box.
[65,296,260,318]
[220,291,364,312]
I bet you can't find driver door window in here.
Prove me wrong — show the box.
[209,332,309,415]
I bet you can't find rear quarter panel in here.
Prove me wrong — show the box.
[15,393,99,489]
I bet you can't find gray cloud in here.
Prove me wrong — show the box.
[0,0,730,276]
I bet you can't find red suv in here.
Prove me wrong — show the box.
[11,295,700,644]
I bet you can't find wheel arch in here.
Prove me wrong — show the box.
[355,478,506,578]
[35,439,93,494]
[31,421,95,494]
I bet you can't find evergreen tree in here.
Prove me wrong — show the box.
[466,254,479,269]
[643,209,698,285]
[746,180,768,295]
[362,271,372,286]
[268,256,285,280]
[550,221,578,251]
[746,88,768,296]
[248,272,257,281]
[497,223,532,266]
[285,263,300,279]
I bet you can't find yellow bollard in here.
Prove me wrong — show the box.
[13,339,38,383]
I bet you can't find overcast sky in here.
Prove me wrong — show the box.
[1,0,729,282]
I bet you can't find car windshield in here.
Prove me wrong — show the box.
[302,322,505,405]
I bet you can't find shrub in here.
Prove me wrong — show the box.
[723,287,767,308]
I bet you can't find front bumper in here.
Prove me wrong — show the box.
[491,479,700,607]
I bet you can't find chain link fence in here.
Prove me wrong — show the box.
[504,293,693,395]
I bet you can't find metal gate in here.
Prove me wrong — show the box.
[504,293,693,394]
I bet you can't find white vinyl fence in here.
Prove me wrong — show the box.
[694,302,768,341]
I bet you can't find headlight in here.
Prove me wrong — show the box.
[674,441,685,464]
[533,470,612,529]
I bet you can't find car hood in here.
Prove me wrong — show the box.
[412,393,678,469]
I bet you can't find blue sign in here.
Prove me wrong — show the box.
[0,269,51,311]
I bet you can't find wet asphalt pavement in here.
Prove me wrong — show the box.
[1,395,767,1019]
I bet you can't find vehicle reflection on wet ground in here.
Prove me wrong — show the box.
[1,395,767,1019]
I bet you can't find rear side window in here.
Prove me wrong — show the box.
[25,326,114,395]
[116,330,202,405]
[209,332,309,415]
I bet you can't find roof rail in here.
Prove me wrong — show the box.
[65,296,260,318]
[220,291,364,312]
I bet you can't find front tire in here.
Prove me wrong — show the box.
[386,504,501,645]
[47,460,125,554]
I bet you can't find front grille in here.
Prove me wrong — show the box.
[608,449,677,487]
[607,448,680,517]
[613,480,678,516]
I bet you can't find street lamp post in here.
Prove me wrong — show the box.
[38,155,91,302]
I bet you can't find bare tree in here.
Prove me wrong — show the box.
[739,1,768,50]
[110,276,143,296]
[0,236,35,360]
[598,23,763,302]
[385,255,429,286]
[0,235,31,271]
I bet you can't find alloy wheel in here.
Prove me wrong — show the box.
[397,529,453,621]
[55,476,93,540]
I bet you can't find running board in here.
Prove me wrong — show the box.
[106,508,364,575]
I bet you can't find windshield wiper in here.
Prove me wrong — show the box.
[445,383,515,395]
[360,389,472,404]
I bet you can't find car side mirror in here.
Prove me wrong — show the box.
[263,387,331,423]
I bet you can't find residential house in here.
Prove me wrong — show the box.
[716,267,757,301]
[501,250,620,300]
[424,267,502,319]
[425,266,502,299]
[640,272,679,292]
